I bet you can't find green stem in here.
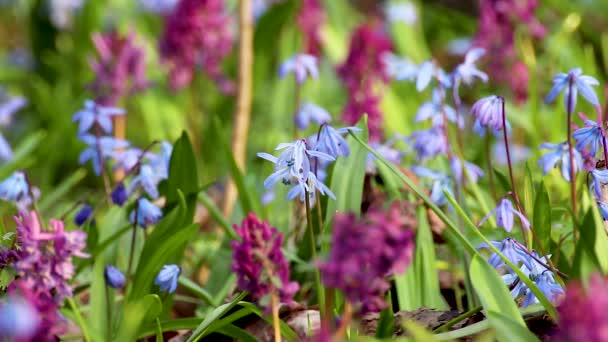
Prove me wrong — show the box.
[67,297,91,342]
[433,306,482,333]
[105,286,112,338]
[125,201,140,298]
[304,190,325,313]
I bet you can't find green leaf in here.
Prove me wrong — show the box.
[38,168,87,213]
[402,320,439,342]
[470,255,526,327]
[486,311,540,342]
[138,318,203,338]
[376,305,395,338]
[163,132,200,205]
[116,294,163,341]
[178,277,214,306]
[532,181,551,251]
[0,131,45,179]
[492,169,511,195]
[585,204,608,273]
[235,302,300,342]
[198,192,238,240]
[186,292,247,342]
[215,325,259,342]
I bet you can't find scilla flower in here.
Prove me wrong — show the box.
[312,124,361,158]
[453,48,488,87]
[74,204,93,226]
[408,126,449,161]
[155,264,181,294]
[111,182,128,206]
[296,102,331,130]
[129,164,163,199]
[471,95,504,131]
[478,198,530,232]
[477,238,532,270]
[104,265,126,289]
[411,166,453,207]
[415,88,461,128]
[0,171,29,203]
[545,68,599,114]
[415,60,452,92]
[78,134,129,176]
[279,54,319,84]
[382,52,418,81]
[450,157,484,184]
[538,142,584,182]
[72,100,125,134]
[504,252,563,308]
[573,120,603,156]
[589,169,608,199]
[129,198,163,228]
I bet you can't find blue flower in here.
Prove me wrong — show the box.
[111,182,128,206]
[382,53,418,81]
[416,61,451,91]
[0,296,39,340]
[538,142,584,182]
[0,171,29,203]
[408,126,448,161]
[104,265,126,289]
[72,100,125,134]
[573,120,603,156]
[478,198,530,232]
[450,157,484,184]
[295,102,332,130]
[129,198,163,228]
[590,169,608,199]
[545,68,599,114]
[279,54,318,84]
[129,164,163,199]
[598,201,608,220]
[492,141,530,165]
[78,134,130,176]
[453,48,488,86]
[503,252,564,307]
[113,148,148,173]
[415,89,461,128]
[366,137,406,174]
[0,134,13,161]
[0,94,26,127]
[473,117,511,138]
[471,95,504,131]
[74,204,93,226]
[384,2,417,25]
[286,171,336,205]
[411,166,453,206]
[149,141,173,177]
[155,264,181,294]
[312,125,361,158]
[477,238,532,270]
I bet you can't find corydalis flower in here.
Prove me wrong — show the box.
[295,102,331,130]
[231,213,299,305]
[89,30,148,106]
[471,95,504,131]
[72,100,125,134]
[573,119,603,156]
[555,273,608,341]
[545,68,599,114]
[155,264,181,294]
[478,198,530,232]
[538,142,584,182]
[279,54,319,84]
[408,126,448,161]
[160,0,234,92]
[318,203,415,313]
[296,0,325,56]
[338,22,393,142]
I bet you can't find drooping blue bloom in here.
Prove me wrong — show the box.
[366,137,407,174]
[0,134,13,161]
[545,68,599,114]
[155,264,181,294]
[477,238,532,270]
[74,204,93,226]
[478,198,530,232]
[573,120,603,156]
[113,148,148,173]
[312,125,362,158]
[453,48,488,86]
[382,52,418,81]
[287,171,336,205]
[411,166,453,207]
[408,126,448,161]
[0,95,26,126]
[295,102,332,130]
[78,134,130,176]
[72,100,125,134]
[279,54,318,84]
[257,139,334,190]
[129,198,163,228]
[0,297,39,340]
[598,201,608,220]
[415,88,462,128]
[503,252,564,307]
[129,164,163,199]
[111,182,128,206]
[492,141,530,165]
[450,157,484,184]
[538,142,584,182]
[104,265,126,289]
[384,2,417,25]
[473,117,511,138]
[471,95,504,131]
[149,141,173,177]
[416,60,451,91]
[590,169,608,199]
[0,171,29,203]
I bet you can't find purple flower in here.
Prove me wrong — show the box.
[72,100,125,134]
[129,164,163,199]
[410,166,453,207]
[111,182,128,206]
[573,120,603,156]
[279,54,318,84]
[0,295,40,340]
[478,198,530,232]
[450,157,484,184]
[471,95,504,131]
[0,171,30,203]
[545,68,599,114]
[296,102,331,130]
[554,273,608,341]
[538,142,584,182]
[231,213,299,305]
[89,30,148,106]
[129,198,163,228]
[78,134,130,176]
[318,202,415,313]
[477,238,532,270]
[453,48,488,86]
[415,89,461,128]
[74,204,93,226]
[296,0,325,57]
[366,137,406,174]
[160,0,234,92]
[408,126,448,161]
[155,264,181,294]
[113,147,150,173]
[312,125,361,158]
[105,265,126,289]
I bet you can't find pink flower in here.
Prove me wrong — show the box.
[297,0,325,57]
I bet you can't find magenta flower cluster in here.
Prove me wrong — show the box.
[474,0,546,102]
[160,0,235,93]
[337,21,393,142]
[89,30,148,106]
[231,213,299,305]
[297,0,325,57]
[318,202,415,313]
